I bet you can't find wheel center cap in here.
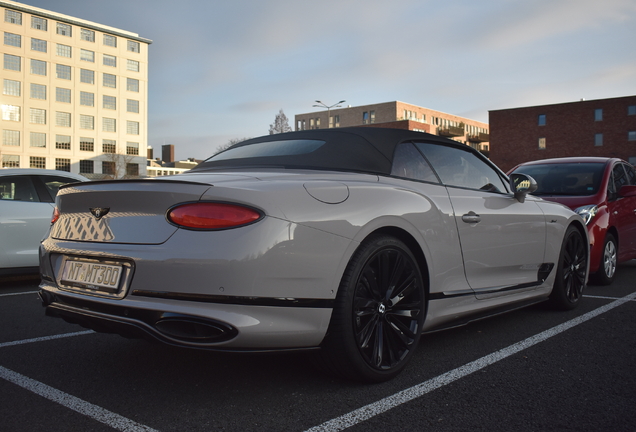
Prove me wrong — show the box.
[378,304,386,314]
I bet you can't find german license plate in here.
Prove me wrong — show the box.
[61,260,122,292]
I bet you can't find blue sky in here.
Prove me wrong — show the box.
[20,0,636,160]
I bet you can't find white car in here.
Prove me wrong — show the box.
[0,169,87,275]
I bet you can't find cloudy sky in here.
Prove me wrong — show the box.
[20,0,636,160]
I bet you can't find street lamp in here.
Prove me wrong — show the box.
[312,100,346,128]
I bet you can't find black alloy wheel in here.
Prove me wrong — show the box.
[549,225,587,310]
[319,235,426,382]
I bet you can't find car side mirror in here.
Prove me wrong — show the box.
[618,185,636,198]
[510,173,538,203]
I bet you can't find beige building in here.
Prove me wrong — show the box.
[1,0,151,178]
[295,101,490,151]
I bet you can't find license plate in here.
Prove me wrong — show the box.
[61,260,122,292]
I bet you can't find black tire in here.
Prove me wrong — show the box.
[318,235,426,383]
[549,225,587,310]
[592,233,617,286]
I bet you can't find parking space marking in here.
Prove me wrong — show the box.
[305,291,636,432]
[584,294,636,301]
[0,365,158,432]
[0,290,39,297]
[0,330,94,349]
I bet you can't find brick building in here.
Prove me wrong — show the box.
[489,95,636,172]
[295,101,490,152]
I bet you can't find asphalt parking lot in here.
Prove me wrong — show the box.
[1,263,635,432]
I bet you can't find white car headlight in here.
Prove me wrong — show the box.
[575,204,598,225]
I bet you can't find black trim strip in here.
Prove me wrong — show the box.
[132,290,335,308]
[429,290,475,300]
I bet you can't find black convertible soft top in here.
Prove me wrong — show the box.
[192,127,477,175]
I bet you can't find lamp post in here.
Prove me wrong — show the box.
[312,100,345,128]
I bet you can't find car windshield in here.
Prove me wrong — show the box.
[512,162,605,196]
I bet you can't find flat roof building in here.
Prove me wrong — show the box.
[489,95,636,172]
[295,101,490,152]
[1,0,151,178]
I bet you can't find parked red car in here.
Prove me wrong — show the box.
[509,157,636,285]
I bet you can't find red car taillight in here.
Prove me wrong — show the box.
[51,207,60,224]
[167,202,262,230]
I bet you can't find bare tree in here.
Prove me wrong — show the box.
[213,137,251,156]
[101,152,141,179]
[269,109,292,135]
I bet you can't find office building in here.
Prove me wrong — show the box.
[1,0,151,178]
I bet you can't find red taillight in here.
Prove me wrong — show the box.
[167,202,262,230]
[51,207,60,224]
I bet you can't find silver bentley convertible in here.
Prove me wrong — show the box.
[39,128,589,382]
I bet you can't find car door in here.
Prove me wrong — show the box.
[0,175,55,269]
[415,142,547,297]
[608,163,636,257]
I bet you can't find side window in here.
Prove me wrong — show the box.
[415,142,508,193]
[623,163,636,186]
[390,142,439,183]
[612,164,628,194]
[0,176,39,202]
[38,175,80,201]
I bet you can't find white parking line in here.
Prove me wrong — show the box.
[0,365,158,432]
[0,290,39,297]
[0,330,94,349]
[305,291,636,432]
[584,294,636,301]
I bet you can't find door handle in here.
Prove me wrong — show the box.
[462,211,481,224]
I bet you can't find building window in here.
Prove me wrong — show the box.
[103,95,116,110]
[538,114,546,126]
[31,83,46,100]
[102,161,116,176]
[56,87,71,103]
[103,54,116,67]
[370,111,376,124]
[628,105,636,116]
[30,59,46,76]
[31,16,47,31]
[30,132,46,147]
[31,38,47,52]
[56,44,71,58]
[127,78,139,92]
[103,34,117,47]
[127,59,140,72]
[80,29,95,42]
[103,73,116,88]
[103,118,116,132]
[30,156,46,169]
[56,111,71,127]
[102,139,116,153]
[3,79,20,96]
[4,32,21,47]
[3,130,20,146]
[127,99,139,113]
[2,155,20,168]
[56,64,71,80]
[56,158,71,172]
[56,23,71,37]
[595,133,603,147]
[5,10,22,25]
[79,114,94,130]
[80,137,94,151]
[4,54,20,71]
[594,108,603,121]
[126,141,139,155]
[80,92,94,106]
[30,108,46,124]
[79,160,93,174]
[126,163,139,177]
[127,40,140,53]
[362,112,369,124]
[1,105,20,121]
[56,135,71,150]
[127,121,140,135]
[538,137,546,149]
[628,131,636,141]
[80,69,94,84]
[80,49,95,62]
